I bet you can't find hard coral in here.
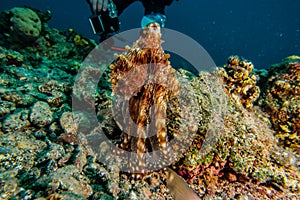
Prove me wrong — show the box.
[258,56,300,152]
[217,55,260,109]
[0,46,24,67]
[7,7,41,43]
[172,71,299,197]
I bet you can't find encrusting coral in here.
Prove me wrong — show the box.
[171,70,299,197]
[0,7,41,43]
[258,56,300,153]
[217,55,260,109]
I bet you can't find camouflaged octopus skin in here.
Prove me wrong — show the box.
[109,23,180,173]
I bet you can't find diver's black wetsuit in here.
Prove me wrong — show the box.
[115,0,175,15]
[88,0,176,41]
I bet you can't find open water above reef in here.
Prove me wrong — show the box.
[1,0,300,69]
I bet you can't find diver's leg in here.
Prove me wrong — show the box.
[141,1,165,15]
[141,0,174,15]
[114,0,139,15]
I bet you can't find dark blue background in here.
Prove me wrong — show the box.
[1,0,300,69]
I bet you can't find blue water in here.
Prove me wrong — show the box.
[1,0,300,69]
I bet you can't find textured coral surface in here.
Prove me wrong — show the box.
[0,7,299,200]
[258,56,300,153]
[0,7,41,43]
[217,55,260,110]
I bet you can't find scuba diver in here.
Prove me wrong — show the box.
[86,0,176,41]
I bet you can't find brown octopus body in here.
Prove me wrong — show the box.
[109,23,180,173]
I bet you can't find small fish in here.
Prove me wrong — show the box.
[166,168,200,200]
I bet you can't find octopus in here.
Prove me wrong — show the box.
[109,23,186,173]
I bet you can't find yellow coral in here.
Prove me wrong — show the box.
[219,55,260,109]
[283,55,300,61]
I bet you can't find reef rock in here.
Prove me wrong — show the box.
[0,7,41,43]
[30,101,53,127]
[2,109,30,133]
[258,56,300,153]
[217,55,260,109]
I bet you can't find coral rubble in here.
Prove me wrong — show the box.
[0,7,97,199]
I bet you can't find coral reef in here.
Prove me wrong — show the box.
[258,56,300,153]
[0,7,41,43]
[217,55,260,109]
[6,8,42,42]
[0,6,299,200]
[170,71,299,198]
[0,46,24,67]
[0,6,98,199]
[10,7,41,41]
